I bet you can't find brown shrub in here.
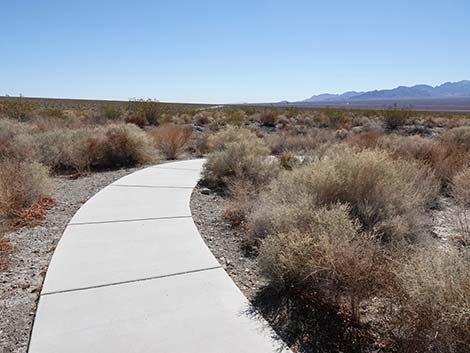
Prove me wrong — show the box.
[27,124,155,172]
[0,160,52,221]
[125,112,148,127]
[258,111,278,127]
[130,99,161,125]
[395,247,470,352]
[150,124,192,160]
[259,204,394,322]
[249,148,438,242]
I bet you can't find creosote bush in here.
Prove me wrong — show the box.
[382,105,413,130]
[150,123,192,160]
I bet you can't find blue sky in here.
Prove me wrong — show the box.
[1,0,469,103]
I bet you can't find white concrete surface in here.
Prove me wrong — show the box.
[28,159,291,353]
[42,218,219,294]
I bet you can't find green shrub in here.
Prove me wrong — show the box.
[0,98,35,121]
[382,105,413,130]
[102,105,122,121]
[130,99,161,125]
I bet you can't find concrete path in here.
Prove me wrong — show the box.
[28,159,291,353]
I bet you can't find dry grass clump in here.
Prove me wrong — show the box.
[249,148,438,242]
[395,247,470,352]
[259,204,394,322]
[0,160,52,221]
[25,124,155,172]
[150,123,192,160]
[202,126,278,188]
[266,130,324,155]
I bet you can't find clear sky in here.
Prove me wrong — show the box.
[1,0,469,103]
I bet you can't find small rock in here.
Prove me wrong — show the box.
[201,188,211,195]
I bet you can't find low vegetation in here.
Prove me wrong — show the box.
[1,96,470,352]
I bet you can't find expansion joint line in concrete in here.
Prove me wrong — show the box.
[110,184,194,189]
[68,215,193,226]
[40,266,222,297]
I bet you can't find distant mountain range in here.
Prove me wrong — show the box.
[301,80,470,102]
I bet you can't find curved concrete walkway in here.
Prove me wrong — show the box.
[28,159,291,353]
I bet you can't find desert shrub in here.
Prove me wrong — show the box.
[202,127,278,188]
[26,124,154,172]
[40,107,66,119]
[382,105,413,130]
[250,148,438,242]
[150,123,192,160]
[224,178,259,227]
[319,109,351,129]
[0,160,52,221]
[441,126,470,150]
[130,99,161,125]
[395,247,470,352]
[0,98,35,121]
[102,105,122,120]
[451,167,470,206]
[266,131,323,155]
[259,204,394,322]
[187,132,210,157]
[207,126,256,152]
[96,124,155,169]
[258,111,278,127]
[125,113,148,127]
[223,109,248,126]
[0,120,36,160]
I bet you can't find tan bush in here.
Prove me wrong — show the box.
[250,148,438,242]
[0,160,52,221]
[26,124,155,172]
[202,127,278,188]
[265,130,323,155]
[395,247,470,352]
[451,167,470,206]
[150,124,192,160]
[259,204,393,322]
[207,126,256,151]
[441,126,470,150]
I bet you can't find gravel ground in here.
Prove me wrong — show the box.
[0,166,143,353]
[190,186,267,301]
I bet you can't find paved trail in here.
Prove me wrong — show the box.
[28,159,290,353]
